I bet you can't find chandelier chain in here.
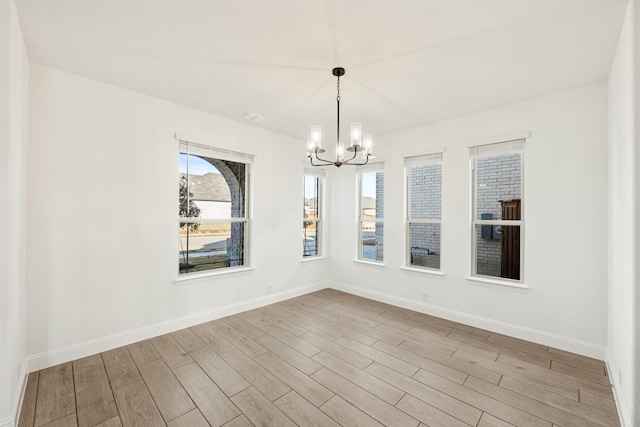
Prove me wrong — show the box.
[336,76,341,102]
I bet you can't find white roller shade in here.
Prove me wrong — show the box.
[469,139,525,158]
[404,152,443,167]
[178,139,254,164]
[304,167,326,177]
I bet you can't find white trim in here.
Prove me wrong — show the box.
[400,266,445,277]
[301,256,328,263]
[246,170,254,270]
[328,281,606,359]
[174,266,255,285]
[179,218,248,224]
[467,131,531,148]
[406,219,442,225]
[26,281,329,372]
[465,276,529,292]
[605,350,628,427]
[13,361,28,424]
[352,259,385,268]
[472,219,522,226]
[3,361,28,427]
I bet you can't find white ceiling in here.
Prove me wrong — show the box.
[16,0,628,142]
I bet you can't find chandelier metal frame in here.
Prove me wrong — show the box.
[307,67,373,167]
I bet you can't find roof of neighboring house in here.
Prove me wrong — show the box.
[362,196,376,210]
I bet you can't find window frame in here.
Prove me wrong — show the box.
[404,151,443,273]
[469,138,525,287]
[176,137,254,282]
[302,168,325,259]
[356,162,385,264]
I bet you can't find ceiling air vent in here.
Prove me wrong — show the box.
[239,111,265,123]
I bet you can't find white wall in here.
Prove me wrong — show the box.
[0,0,29,425]
[26,64,329,367]
[607,1,638,426]
[329,82,609,358]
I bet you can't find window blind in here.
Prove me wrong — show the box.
[469,139,525,158]
[404,152,443,167]
[303,167,326,177]
[179,140,255,164]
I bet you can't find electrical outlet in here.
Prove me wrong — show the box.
[422,293,428,302]
[267,285,273,294]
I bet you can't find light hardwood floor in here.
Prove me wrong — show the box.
[18,289,621,427]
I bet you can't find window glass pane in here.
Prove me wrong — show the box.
[361,221,383,261]
[409,223,440,269]
[304,175,319,219]
[474,224,520,280]
[409,163,442,220]
[475,152,521,220]
[179,142,250,276]
[361,171,384,220]
[303,221,320,257]
[303,175,322,258]
[179,221,245,274]
[179,154,246,219]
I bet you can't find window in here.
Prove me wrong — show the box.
[470,139,524,283]
[405,152,443,270]
[303,168,324,258]
[357,164,384,262]
[178,140,252,275]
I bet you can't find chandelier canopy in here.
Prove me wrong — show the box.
[307,67,373,167]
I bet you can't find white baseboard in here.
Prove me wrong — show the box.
[329,281,606,360]
[605,351,629,427]
[26,281,329,372]
[2,360,28,427]
[12,360,28,426]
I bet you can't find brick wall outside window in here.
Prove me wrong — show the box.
[475,153,521,276]
[409,163,441,269]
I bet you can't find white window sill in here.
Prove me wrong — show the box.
[301,256,328,263]
[401,266,445,278]
[174,266,255,286]
[352,259,385,268]
[466,276,529,292]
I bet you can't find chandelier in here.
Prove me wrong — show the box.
[307,67,373,167]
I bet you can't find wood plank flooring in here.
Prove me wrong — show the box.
[18,289,621,427]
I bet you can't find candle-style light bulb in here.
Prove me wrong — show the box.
[306,137,314,157]
[311,125,322,149]
[351,123,362,148]
[363,133,373,156]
